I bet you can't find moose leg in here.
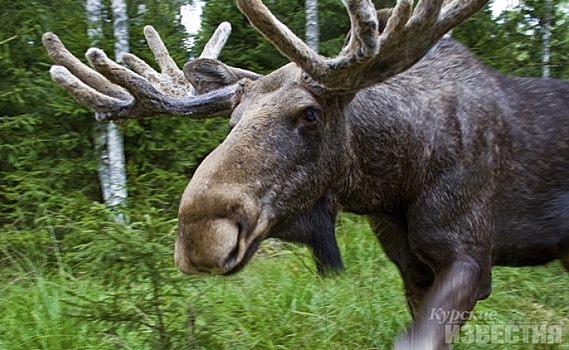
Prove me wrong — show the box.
[369,215,434,319]
[394,253,491,350]
[394,202,493,350]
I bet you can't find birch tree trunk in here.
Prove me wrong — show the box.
[305,0,319,52]
[86,0,113,204]
[542,0,551,78]
[106,0,129,209]
[87,0,128,212]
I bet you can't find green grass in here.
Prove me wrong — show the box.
[1,214,568,349]
[0,271,93,349]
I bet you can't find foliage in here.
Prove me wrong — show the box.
[2,214,568,349]
[0,274,97,350]
[62,203,195,349]
[454,0,569,79]
[0,0,98,230]
[1,196,199,349]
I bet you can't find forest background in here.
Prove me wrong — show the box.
[1,0,569,348]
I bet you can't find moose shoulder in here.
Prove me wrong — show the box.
[338,37,569,269]
[43,0,569,348]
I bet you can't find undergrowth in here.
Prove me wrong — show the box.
[1,213,568,349]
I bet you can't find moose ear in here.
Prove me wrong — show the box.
[183,58,262,94]
[270,196,344,276]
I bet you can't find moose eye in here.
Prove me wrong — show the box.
[299,107,321,129]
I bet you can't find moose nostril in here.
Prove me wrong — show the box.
[224,220,244,269]
[224,246,239,270]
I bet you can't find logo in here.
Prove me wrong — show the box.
[445,324,563,344]
[430,307,498,324]
[429,309,564,345]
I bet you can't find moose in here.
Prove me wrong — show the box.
[42,0,569,348]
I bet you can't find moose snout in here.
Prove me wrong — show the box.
[174,179,264,275]
[174,216,242,275]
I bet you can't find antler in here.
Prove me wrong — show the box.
[42,23,239,123]
[236,0,488,93]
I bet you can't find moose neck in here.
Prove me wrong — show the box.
[337,88,417,216]
[336,38,501,217]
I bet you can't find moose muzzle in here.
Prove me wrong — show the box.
[174,177,268,275]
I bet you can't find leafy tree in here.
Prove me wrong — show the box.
[0,0,99,250]
[453,0,569,79]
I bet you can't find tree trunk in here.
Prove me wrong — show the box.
[542,0,551,78]
[107,0,129,209]
[305,0,319,52]
[86,0,114,204]
[86,0,102,44]
[87,0,128,212]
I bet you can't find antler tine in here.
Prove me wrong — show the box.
[123,25,194,98]
[409,0,444,28]
[438,0,489,32]
[236,0,328,77]
[86,48,165,102]
[42,32,131,101]
[200,21,232,59]
[43,23,236,122]
[48,65,132,116]
[143,25,181,77]
[339,0,381,60]
[379,0,413,46]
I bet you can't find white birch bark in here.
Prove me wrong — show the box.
[87,0,113,204]
[94,123,112,203]
[107,0,129,209]
[542,0,551,78]
[305,0,319,52]
[86,0,102,43]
